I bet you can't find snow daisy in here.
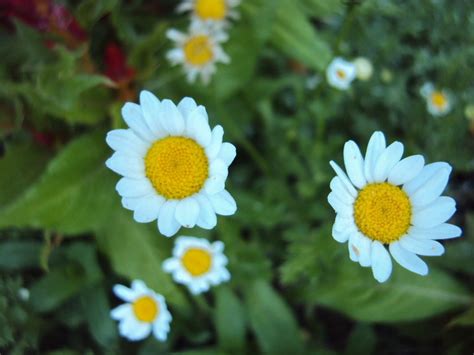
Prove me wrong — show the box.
[162,236,230,294]
[328,131,461,283]
[326,57,357,90]
[105,91,237,237]
[420,82,452,116]
[166,22,230,84]
[177,0,240,25]
[110,280,172,342]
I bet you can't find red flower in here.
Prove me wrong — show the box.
[104,42,136,85]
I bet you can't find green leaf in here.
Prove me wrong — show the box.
[244,279,304,354]
[0,132,117,235]
[449,306,474,327]
[271,0,332,71]
[76,0,118,27]
[214,286,246,352]
[0,240,41,270]
[0,143,51,208]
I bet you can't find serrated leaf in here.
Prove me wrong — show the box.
[244,279,304,354]
[0,132,117,235]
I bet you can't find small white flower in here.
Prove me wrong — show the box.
[166,22,230,84]
[105,91,237,237]
[163,236,230,295]
[110,280,172,342]
[353,57,373,81]
[326,57,357,90]
[177,0,240,26]
[420,82,452,116]
[328,131,461,283]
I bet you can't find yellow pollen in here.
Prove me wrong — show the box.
[183,35,214,66]
[431,91,447,109]
[336,69,347,79]
[354,183,412,244]
[145,136,209,200]
[132,296,159,322]
[181,248,212,276]
[195,0,227,20]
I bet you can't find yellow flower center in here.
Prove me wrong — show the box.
[431,91,447,109]
[354,183,412,244]
[195,0,227,20]
[183,35,214,66]
[145,136,209,200]
[132,296,159,322]
[336,69,347,79]
[181,248,212,276]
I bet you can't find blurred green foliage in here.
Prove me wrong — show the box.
[0,0,473,354]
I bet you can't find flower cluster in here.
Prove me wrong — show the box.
[166,0,240,84]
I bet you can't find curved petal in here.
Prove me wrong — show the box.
[327,192,353,217]
[399,235,445,256]
[343,140,367,189]
[389,242,428,276]
[210,159,228,179]
[121,102,155,142]
[329,161,358,197]
[106,129,148,156]
[204,174,226,194]
[218,142,236,167]
[206,125,224,159]
[387,155,425,186]
[116,177,155,197]
[175,197,200,228]
[355,233,372,267]
[106,153,144,179]
[332,221,352,243]
[209,190,237,216]
[158,200,180,237]
[412,196,456,228]
[330,177,355,204]
[112,284,136,302]
[185,108,212,146]
[403,162,452,195]
[127,323,152,341]
[177,97,198,119]
[373,141,404,182]
[409,223,462,240]
[371,241,392,283]
[195,194,217,229]
[364,131,386,183]
[110,304,132,320]
[139,90,166,138]
[409,166,451,208]
[133,195,164,223]
[157,99,185,136]
[348,234,360,262]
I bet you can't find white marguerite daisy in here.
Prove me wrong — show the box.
[420,82,452,116]
[326,57,357,90]
[162,236,230,295]
[105,91,237,237]
[353,57,373,81]
[110,280,172,342]
[166,22,230,84]
[328,131,461,283]
[177,0,240,25]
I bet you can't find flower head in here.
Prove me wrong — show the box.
[353,57,373,81]
[326,57,357,90]
[106,91,237,237]
[177,0,240,26]
[163,236,230,294]
[166,22,230,84]
[110,280,172,342]
[328,131,461,282]
[420,82,452,116]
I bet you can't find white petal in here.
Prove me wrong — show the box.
[389,242,428,276]
[330,177,355,204]
[204,174,226,194]
[106,129,148,156]
[409,224,462,240]
[209,190,237,216]
[177,97,198,119]
[371,241,392,283]
[343,140,366,189]
[327,192,353,217]
[110,304,132,320]
[158,200,180,237]
[116,177,155,197]
[185,108,212,146]
[412,196,456,228]
[403,162,451,195]
[153,321,170,342]
[121,103,155,142]
[355,233,372,267]
[399,235,445,256]
[210,159,228,179]
[206,125,224,159]
[139,90,166,138]
[166,29,186,42]
[364,131,386,183]
[332,218,353,243]
[195,194,217,229]
[218,143,236,166]
[127,323,152,341]
[131,280,148,294]
[162,258,180,273]
[329,161,358,197]
[348,234,360,262]
[175,197,200,228]
[133,195,164,223]
[113,284,136,302]
[105,153,144,179]
[157,99,185,136]
[373,141,404,182]
[122,195,151,211]
[387,155,425,186]
[409,166,451,208]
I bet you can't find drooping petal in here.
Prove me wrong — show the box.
[158,200,180,237]
[371,241,392,283]
[389,242,428,276]
[399,235,445,256]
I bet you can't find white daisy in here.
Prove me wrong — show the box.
[328,131,462,283]
[110,280,172,342]
[177,0,240,25]
[162,236,230,295]
[105,91,237,237]
[166,22,230,84]
[420,82,452,116]
[353,57,373,81]
[326,57,357,90]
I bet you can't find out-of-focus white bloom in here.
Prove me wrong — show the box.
[326,57,357,90]
[420,82,452,116]
[177,0,240,26]
[354,57,373,81]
